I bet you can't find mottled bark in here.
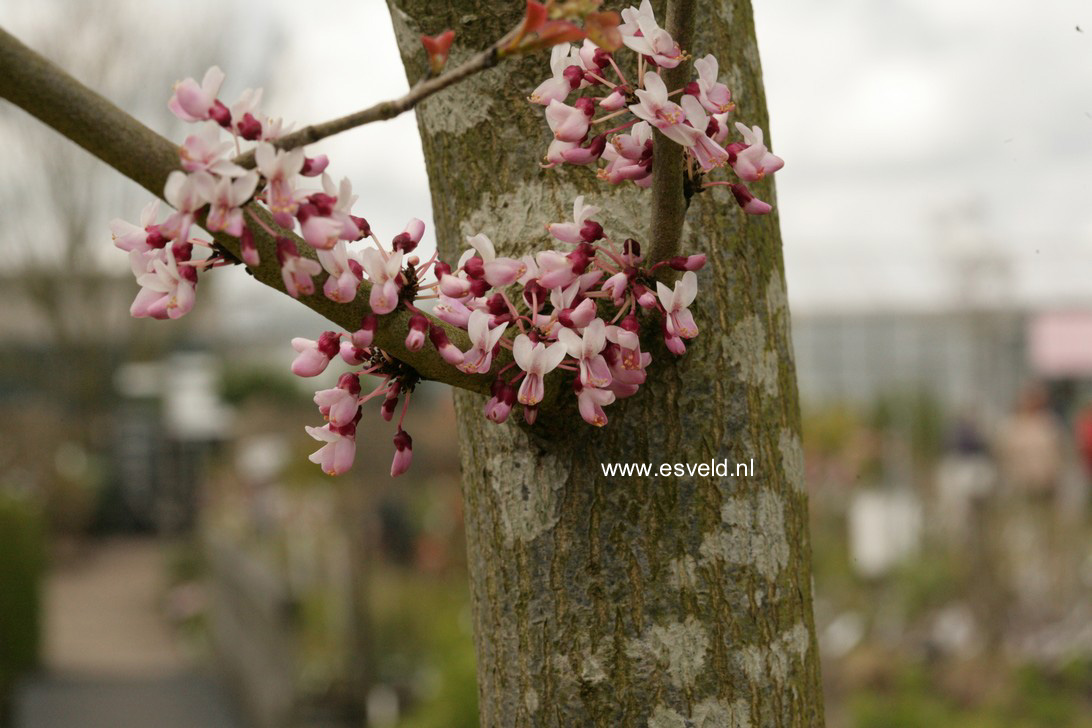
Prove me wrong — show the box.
[389,1,824,726]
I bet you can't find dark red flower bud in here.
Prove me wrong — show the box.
[462,256,485,279]
[392,232,418,254]
[275,237,300,264]
[317,331,342,359]
[486,293,508,316]
[308,193,336,216]
[171,241,193,261]
[179,264,198,285]
[469,278,490,297]
[350,215,371,239]
[236,112,262,140]
[381,394,398,422]
[145,225,167,249]
[209,100,231,127]
[337,372,362,395]
[726,141,746,166]
[296,202,317,223]
[563,64,585,90]
[580,219,604,243]
[522,279,546,308]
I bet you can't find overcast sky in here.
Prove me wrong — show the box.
[4,0,1091,322]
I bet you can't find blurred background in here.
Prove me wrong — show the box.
[0,1,1090,727]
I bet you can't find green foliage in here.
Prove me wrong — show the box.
[369,569,479,728]
[849,660,1092,728]
[0,492,45,716]
[220,364,306,407]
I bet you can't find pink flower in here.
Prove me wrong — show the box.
[619,1,683,68]
[290,332,341,377]
[529,43,581,105]
[545,99,593,143]
[680,96,730,171]
[513,334,568,406]
[575,381,615,426]
[459,310,508,374]
[351,313,378,349]
[599,121,654,185]
[483,380,517,423]
[306,423,356,476]
[168,66,229,124]
[314,373,361,427]
[558,297,598,329]
[111,201,164,253]
[693,55,734,114]
[630,72,700,147]
[229,88,264,139]
[547,196,602,244]
[130,243,197,320]
[161,170,214,243]
[299,209,343,251]
[535,250,579,290]
[255,143,305,228]
[359,248,404,314]
[545,138,579,166]
[434,294,474,327]
[317,242,361,303]
[728,183,772,215]
[599,88,627,111]
[731,123,784,181]
[557,317,612,388]
[205,171,259,237]
[179,123,246,177]
[339,341,368,365]
[463,233,526,287]
[426,324,463,365]
[276,238,322,298]
[405,314,429,351]
[392,218,426,253]
[656,270,699,339]
[561,135,608,165]
[605,320,649,386]
[390,429,413,477]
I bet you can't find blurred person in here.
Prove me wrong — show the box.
[934,412,996,543]
[995,384,1063,500]
[994,383,1066,613]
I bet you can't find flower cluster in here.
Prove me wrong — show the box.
[110,3,766,479]
[431,195,705,431]
[109,64,436,475]
[530,0,783,213]
[286,193,705,478]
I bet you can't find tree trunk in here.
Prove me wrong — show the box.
[389,2,824,725]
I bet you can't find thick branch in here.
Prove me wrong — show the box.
[0,25,492,396]
[233,43,501,167]
[646,0,696,264]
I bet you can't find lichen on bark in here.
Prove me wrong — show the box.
[388,1,825,725]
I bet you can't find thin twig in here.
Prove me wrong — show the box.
[646,0,697,265]
[233,43,501,167]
